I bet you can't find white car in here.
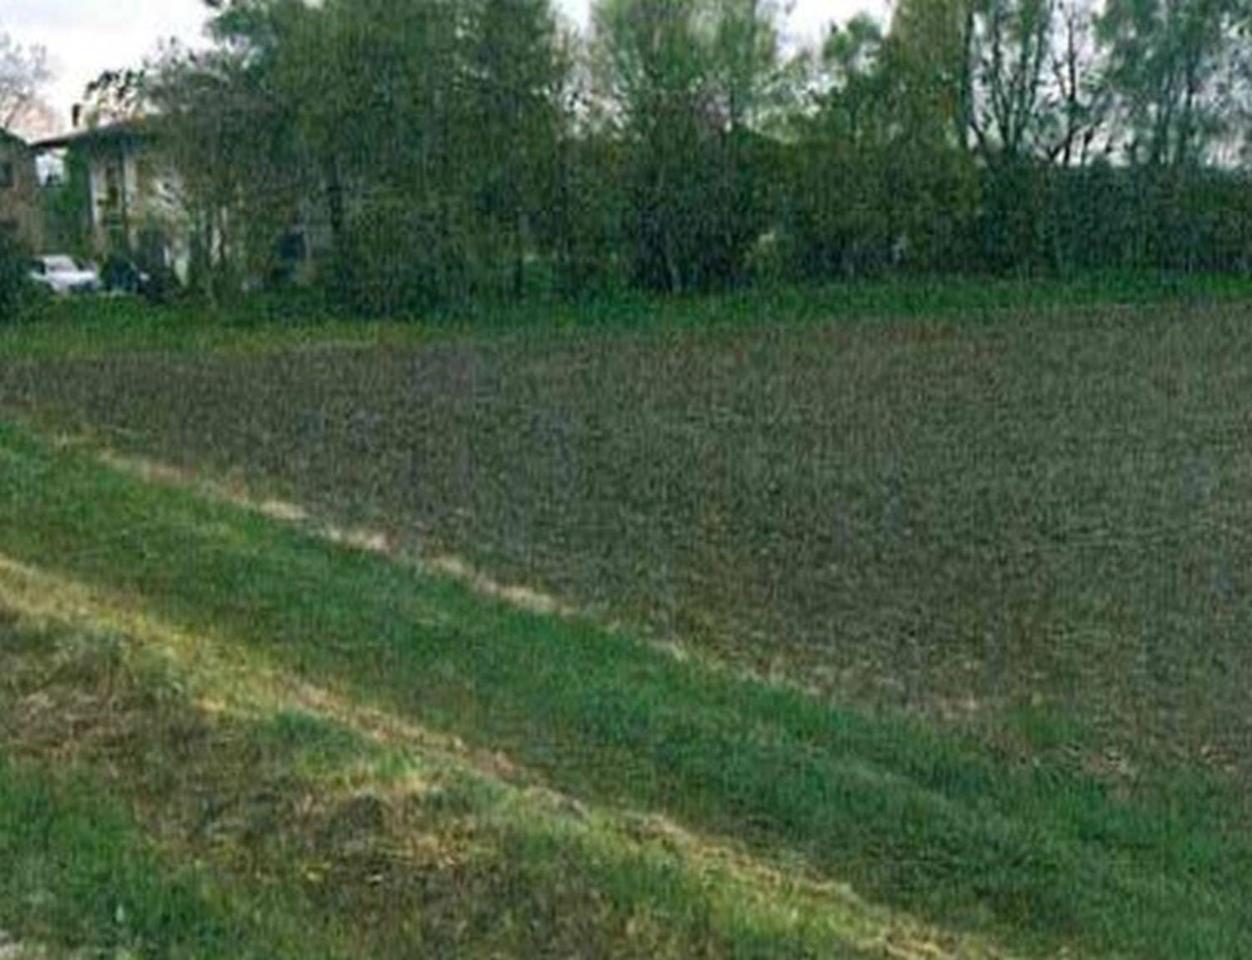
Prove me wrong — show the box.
[29,255,102,295]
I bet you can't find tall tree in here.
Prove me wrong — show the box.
[871,1,982,268]
[149,0,572,310]
[967,0,1057,160]
[1047,0,1106,168]
[0,28,50,133]
[1098,0,1245,168]
[464,0,570,298]
[147,1,314,297]
[966,0,1059,270]
[590,0,788,291]
[887,0,979,150]
[785,15,896,276]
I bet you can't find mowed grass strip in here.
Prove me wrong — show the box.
[1,422,1249,958]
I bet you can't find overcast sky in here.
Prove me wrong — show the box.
[3,0,887,134]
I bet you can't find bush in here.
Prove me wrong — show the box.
[0,233,39,322]
[327,195,471,317]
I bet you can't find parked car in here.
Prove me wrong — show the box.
[29,255,102,295]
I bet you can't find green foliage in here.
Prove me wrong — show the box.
[782,9,981,278]
[41,146,93,256]
[146,7,314,302]
[166,0,571,312]
[118,0,1252,308]
[0,757,321,958]
[589,0,791,292]
[1097,0,1246,167]
[0,230,37,321]
[337,193,469,315]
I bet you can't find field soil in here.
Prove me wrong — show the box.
[3,304,1252,783]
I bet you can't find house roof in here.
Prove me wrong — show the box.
[31,118,152,152]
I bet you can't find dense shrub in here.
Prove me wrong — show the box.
[327,195,470,316]
[1035,165,1252,276]
[0,233,37,322]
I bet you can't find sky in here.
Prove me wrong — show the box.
[2,0,887,135]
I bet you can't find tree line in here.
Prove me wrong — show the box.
[81,0,1252,309]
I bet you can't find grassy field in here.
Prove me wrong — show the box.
[2,284,1252,956]
[5,270,1252,358]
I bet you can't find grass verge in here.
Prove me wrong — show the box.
[5,270,1252,360]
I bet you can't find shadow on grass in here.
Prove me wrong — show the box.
[1,421,1249,958]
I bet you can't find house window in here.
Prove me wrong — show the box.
[103,161,122,208]
[0,161,14,190]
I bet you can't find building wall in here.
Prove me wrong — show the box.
[0,138,45,251]
[68,127,313,288]
[84,138,190,280]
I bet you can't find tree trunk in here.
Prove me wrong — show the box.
[511,209,525,300]
[324,155,346,253]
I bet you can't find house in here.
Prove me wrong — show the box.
[33,119,322,286]
[34,120,190,279]
[0,129,44,251]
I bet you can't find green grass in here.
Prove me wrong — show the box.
[6,282,1252,955]
[0,756,332,959]
[5,270,1252,359]
[2,419,1250,958]
[1,617,904,960]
